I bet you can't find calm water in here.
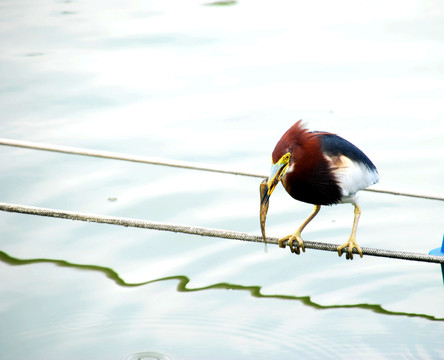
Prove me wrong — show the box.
[1,0,444,359]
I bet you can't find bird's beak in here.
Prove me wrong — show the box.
[261,153,291,207]
[260,153,290,241]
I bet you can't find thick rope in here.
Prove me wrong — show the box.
[1,138,443,202]
[0,202,442,264]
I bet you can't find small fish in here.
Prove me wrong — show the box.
[259,178,270,244]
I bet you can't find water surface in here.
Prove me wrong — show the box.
[1,0,444,359]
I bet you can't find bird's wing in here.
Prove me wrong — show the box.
[312,132,379,197]
[312,132,377,171]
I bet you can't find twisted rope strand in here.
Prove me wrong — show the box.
[0,202,442,264]
[1,138,443,201]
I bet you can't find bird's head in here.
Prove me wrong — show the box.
[262,120,313,201]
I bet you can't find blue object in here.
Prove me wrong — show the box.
[429,235,444,285]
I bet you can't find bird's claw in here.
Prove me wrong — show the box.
[337,237,363,260]
[278,233,305,255]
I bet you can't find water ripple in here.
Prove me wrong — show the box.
[56,310,115,332]
[125,352,171,360]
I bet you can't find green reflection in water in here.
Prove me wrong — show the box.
[1,249,442,322]
[204,1,237,6]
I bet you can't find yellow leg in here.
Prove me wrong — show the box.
[337,203,363,260]
[279,205,321,255]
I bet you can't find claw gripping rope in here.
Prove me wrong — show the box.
[0,138,443,263]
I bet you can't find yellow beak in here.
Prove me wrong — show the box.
[261,153,291,206]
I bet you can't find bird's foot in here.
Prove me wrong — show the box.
[278,231,305,255]
[337,236,363,260]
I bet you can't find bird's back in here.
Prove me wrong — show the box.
[313,132,379,199]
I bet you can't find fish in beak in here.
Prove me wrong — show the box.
[260,179,270,243]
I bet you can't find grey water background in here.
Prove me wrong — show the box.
[1,0,444,359]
